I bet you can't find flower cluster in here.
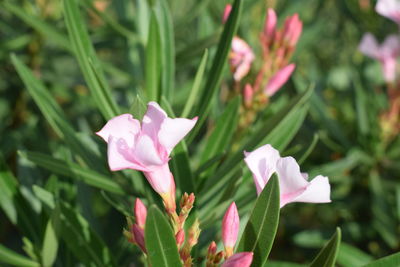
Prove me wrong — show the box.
[359,0,400,142]
[223,6,302,133]
[97,101,331,266]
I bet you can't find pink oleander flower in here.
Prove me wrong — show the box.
[359,33,400,82]
[222,202,239,257]
[96,102,197,211]
[244,144,331,208]
[264,64,296,96]
[221,252,253,267]
[376,0,400,24]
[229,37,255,81]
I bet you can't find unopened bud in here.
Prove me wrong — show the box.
[264,64,296,97]
[222,202,239,252]
[222,4,232,23]
[208,241,217,256]
[132,224,146,253]
[243,84,254,108]
[214,251,225,264]
[176,229,185,248]
[264,8,277,38]
[134,198,147,229]
[188,219,201,247]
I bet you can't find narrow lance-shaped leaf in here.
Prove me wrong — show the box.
[187,0,243,142]
[155,0,175,100]
[41,216,59,267]
[20,151,126,195]
[145,205,182,267]
[236,175,280,266]
[362,251,400,267]
[181,49,209,118]
[145,10,162,101]
[64,0,119,119]
[0,244,40,267]
[200,96,240,165]
[309,228,341,267]
[11,55,101,170]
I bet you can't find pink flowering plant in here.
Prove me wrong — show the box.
[3,0,400,266]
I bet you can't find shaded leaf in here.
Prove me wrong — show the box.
[310,228,341,267]
[236,175,280,266]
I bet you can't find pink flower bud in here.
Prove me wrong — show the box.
[208,241,217,256]
[223,4,232,23]
[175,229,185,248]
[222,202,239,251]
[264,64,295,97]
[264,8,277,37]
[243,84,254,107]
[134,198,147,229]
[132,224,146,253]
[221,252,253,267]
[283,14,302,47]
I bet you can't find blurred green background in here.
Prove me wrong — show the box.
[0,0,399,266]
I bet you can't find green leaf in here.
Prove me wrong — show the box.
[362,252,400,267]
[64,0,119,119]
[41,217,59,267]
[155,0,175,100]
[3,1,72,51]
[0,244,40,267]
[33,185,55,209]
[236,175,280,266]
[11,55,101,170]
[59,202,115,266]
[0,154,18,224]
[200,96,240,166]
[188,0,243,141]
[20,151,125,195]
[145,205,182,267]
[310,228,341,267]
[145,11,162,101]
[337,243,373,267]
[129,94,147,120]
[171,142,196,195]
[181,49,209,118]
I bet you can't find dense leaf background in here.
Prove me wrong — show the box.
[0,0,399,266]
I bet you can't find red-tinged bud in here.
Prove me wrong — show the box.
[222,202,239,258]
[243,84,254,108]
[221,252,253,267]
[264,8,277,38]
[188,219,201,247]
[134,198,147,229]
[208,241,217,256]
[223,4,232,23]
[132,224,146,253]
[214,251,225,264]
[264,64,296,97]
[176,229,185,248]
[283,14,302,47]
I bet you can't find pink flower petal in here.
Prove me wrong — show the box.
[107,136,147,171]
[222,252,253,267]
[158,117,198,154]
[143,163,174,194]
[376,0,400,24]
[134,135,164,166]
[244,145,281,195]
[96,114,140,147]
[141,102,168,143]
[359,33,380,59]
[276,157,309,207]
[264,8,277,37]
[292,175,331,204]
